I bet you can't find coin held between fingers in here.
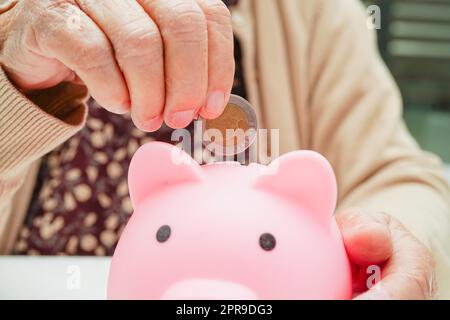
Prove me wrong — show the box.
[200,94,257,157]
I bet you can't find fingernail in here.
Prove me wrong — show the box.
[141,115,163,132]
[205,91,226,117]
[117,100,131,113]
[108,103,130,115]
[169,110,195,128]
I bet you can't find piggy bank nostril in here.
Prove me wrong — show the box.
[259,233,276,251]
[156,225,171,243]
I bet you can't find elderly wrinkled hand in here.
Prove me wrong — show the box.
[0,0,235,131]
[336,208,437,300]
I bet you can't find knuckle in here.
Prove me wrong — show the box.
[16,0,37,15]
[29,2,97,58]
[202,1,233,45]
[204,1,232,25]
[41,0,72,10]
[28,4,58,30]
[37,0,80,26]
[163,4,206,42]
[71,37,112,71]
[115,24,162,61]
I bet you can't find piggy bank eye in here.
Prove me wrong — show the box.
[156,225,171,243]
[259,233,276,251]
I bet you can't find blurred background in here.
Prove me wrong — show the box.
[363,0,450,182]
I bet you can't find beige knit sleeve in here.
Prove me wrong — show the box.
[307,0,450,297]
[0,67,88,246]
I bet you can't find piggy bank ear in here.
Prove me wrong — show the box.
[128,142,203,208]
[254,151,337,224]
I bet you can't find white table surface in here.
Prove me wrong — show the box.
[0,256,111,300]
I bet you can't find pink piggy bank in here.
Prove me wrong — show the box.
[107,142,352,299]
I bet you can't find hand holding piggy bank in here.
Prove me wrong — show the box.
[107,142,352,299]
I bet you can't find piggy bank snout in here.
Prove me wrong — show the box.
[161,279,259,300]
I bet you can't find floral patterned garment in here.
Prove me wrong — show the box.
[14,3,246,256]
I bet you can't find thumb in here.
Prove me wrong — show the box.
[336,208,393,266]
[355,217,437,300]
